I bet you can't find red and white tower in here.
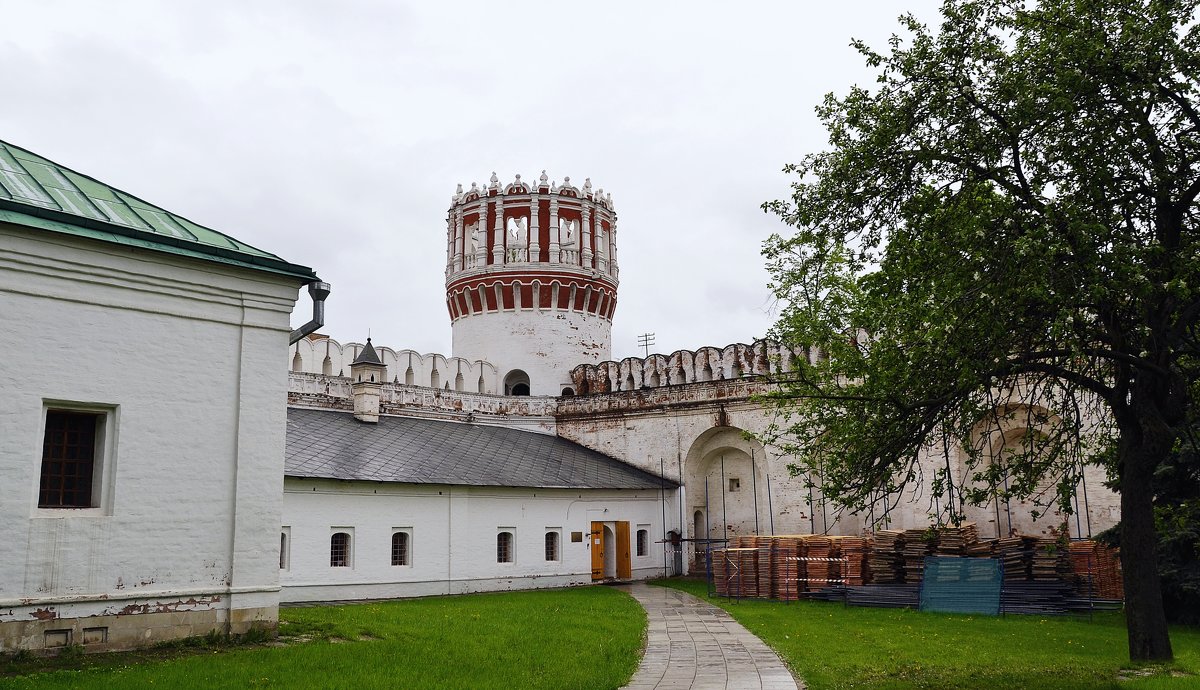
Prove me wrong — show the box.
[445,171,619,396]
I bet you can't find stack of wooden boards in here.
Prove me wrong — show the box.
[708,524,1124,605]
[711,534,869,598]
[1068,540,1124,599]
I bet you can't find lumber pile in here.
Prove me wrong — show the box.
[805,536,833,590]
[868,530,905,583]
[995,536,1034,580]
[1031,538,1073,581]
[835,536,868,586]
[712,547,760,597]
[708,524,1125,612]
[933,523,980,556]
[1068,540,1124,599]
[902,528,938,582]
[771,537,803,600]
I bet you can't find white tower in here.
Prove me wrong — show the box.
[445,172,620,396]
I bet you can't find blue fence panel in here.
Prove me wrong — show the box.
[919,556,1003,615]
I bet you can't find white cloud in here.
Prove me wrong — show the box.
[0,0,943,358]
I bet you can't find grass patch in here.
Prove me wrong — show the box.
[653,578,1200,689]
[2,586,645,689]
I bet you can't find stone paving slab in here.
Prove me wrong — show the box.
[619,583,801,690]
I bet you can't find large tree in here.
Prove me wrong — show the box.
[762,0,1198,662]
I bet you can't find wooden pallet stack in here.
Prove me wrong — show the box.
[805,536,834,590]
[934,523,980,556]
[833,536,867,585]
[902,528,937,583]
[1068,540,1124,599]
[861,536,875,584]
[868,530,905,583]
[995,536,1033,580]
[966,537,996,558]
[1031,538,1072,581]
[723,547,760,597]
[712,547,728,595]
[770,536,804,600]
[752,536,773,598]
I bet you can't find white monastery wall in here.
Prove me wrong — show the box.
[290,337,500,395]
[0,224,299,651]
[288,373,558,435]
[280,478,676,602]
[558,376,1121,546]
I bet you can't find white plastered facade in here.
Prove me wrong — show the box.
[451,307,611,396]
[280,478,676,602]
[0,223,303,652]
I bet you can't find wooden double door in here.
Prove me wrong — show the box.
[590,520,632,581]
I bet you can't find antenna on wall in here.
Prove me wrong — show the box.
[637,332,655,358]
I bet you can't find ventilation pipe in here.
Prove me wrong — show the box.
[290,281,331,344]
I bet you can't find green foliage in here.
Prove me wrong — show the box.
[1156,499,1200,624]
[761,0,1198,660]
[654,579,1200,689]
[1100,438,1200,625]
[1,587,646,689]
[762,0,1199,520]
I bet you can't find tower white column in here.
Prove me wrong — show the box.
[581,204,594,269]
[529,192,540,262]
[548,198,560,263]
[492,197,505,265]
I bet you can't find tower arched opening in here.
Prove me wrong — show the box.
[504,369,531,396]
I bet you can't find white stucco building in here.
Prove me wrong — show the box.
[0,140,322,652]
[279,340,679,602]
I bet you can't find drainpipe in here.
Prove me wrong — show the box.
[289,281,332,344]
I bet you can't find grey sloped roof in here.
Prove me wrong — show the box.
[286,407,676,490]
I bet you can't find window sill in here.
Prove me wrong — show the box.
[32,508,109,518]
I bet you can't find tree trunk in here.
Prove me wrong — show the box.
[1119,436,1174,661]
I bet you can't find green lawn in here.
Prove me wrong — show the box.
[1,586,645,690]
[654,578,1200,689]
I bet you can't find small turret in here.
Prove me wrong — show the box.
[350,337,386,423]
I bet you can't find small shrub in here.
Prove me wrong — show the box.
[57,644,84,661]
[238,624,274,645]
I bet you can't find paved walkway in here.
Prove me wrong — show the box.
[618,583,800,690]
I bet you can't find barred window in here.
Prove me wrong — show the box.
[545,531,559,561]
[330,532,350,567]
[497,531,514,563]
[39,410,102,508]
[392,532,410,566]
[637,529,649,557]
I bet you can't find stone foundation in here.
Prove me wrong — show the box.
[0,605,277,654]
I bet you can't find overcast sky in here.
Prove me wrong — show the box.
[2,1,943,360]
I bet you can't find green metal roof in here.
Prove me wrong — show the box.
[0,139,318,282]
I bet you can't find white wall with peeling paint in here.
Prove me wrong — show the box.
[453,308,612,397]
[0,223,302,652]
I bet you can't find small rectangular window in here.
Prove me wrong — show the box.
[637,528,649,557]
[545,531,560,561]
[728,477,741,493]
[39,410,103,508]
